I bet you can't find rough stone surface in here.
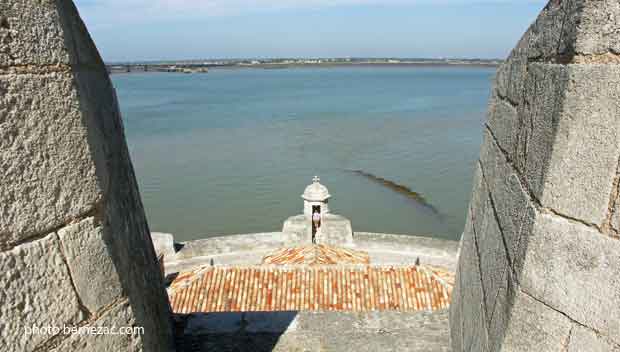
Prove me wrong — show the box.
[151,232,176,259]
[52,301,142,352]
[58,217,124,313]
[165,231,458,275]
[532,64,620,225]
[568,325,620,352]
[458,221,489,352]
[521,213,620,344]
[478,131,536,271]
[283,213,353,245]
[499,292,572,352]
[352,232,458,268]
[320,214,354,245]
[1,1,174,351]
[282,215,308,240]
[448,260,463,352]
[485,94,519,155]
[0,0,101,66]
[613,199,620,233]
[451,1,620,351]
[0,234,84,351]
[174,232,300,260]
[0,72,102,245]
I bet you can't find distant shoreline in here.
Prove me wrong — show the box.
[237,62,500,68]
[106,59,501,74]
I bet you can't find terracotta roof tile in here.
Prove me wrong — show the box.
[262,245,370,265]
[169,265,453,314]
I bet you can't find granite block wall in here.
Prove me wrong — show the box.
[0,1,174,350]
[450,1,620,351]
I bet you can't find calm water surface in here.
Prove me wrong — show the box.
[112,66,495,242]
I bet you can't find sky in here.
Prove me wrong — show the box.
[74,0,548,62]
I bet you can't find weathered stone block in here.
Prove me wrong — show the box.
[449,251,463,352]
[486,269,517,352]
[514,63,567,199]
[453,1,620,351]
[283,215,311,242]
[496,62,620,227]
[0,234,84,351]
[507,1,620,61]
[52,301,142,352]
[1,1,175,350]
[58,218,124,313]
[0,72,102,246]
[573,2,620,56]
[0,0,102,66]
[521,213,620,344]
[467,162,486,226]
[473,138,527,351]
[478,130,536,271]
[568,325,620,352]
[468,168,507,318]
[150,232,176,260]
[525,0,575,60]
[282,213,353,245]
[321,214,354,246]
[486,95,519,158]
[493,0,570,105]
[535,64,620,226]
[612,198,620,233]
[500,291,572,352]
[456,222,489,352]
[494,57,526,107]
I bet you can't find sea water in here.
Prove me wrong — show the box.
[112,66,495,242]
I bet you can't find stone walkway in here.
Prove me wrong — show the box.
[163,235,457,350]
[174,310,451,352]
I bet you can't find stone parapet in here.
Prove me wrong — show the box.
[162,231,458,275]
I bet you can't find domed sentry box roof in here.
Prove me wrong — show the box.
[302,176,331,202]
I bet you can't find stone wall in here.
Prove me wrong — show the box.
[450,1,620,351]
[1,1,174,351]
[164,231,458,275]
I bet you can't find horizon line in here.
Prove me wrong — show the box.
[104,56,505,64]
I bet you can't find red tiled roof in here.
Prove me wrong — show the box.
[427,266,456,287]
[168,265,452,314]
[262,245,370,265]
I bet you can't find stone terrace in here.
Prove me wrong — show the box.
[157,230,458,351]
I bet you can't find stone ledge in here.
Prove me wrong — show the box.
[163,232,459,274]
[173,232,301,260]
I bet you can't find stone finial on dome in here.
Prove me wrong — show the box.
[302,176,331,202]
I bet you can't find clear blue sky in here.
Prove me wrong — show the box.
[74,0,547,62]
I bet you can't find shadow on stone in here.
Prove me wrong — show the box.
[451,1,620,351]
[165,272,179,287]
[174,311,298,352]
[174,242,186,252]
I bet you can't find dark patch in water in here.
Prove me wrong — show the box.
[345,169,442,217]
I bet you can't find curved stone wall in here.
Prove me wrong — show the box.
[162,231,458,274]
[450,1,620,351]
[0,1,174,351]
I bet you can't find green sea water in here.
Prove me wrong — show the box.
[111,66,495,242]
